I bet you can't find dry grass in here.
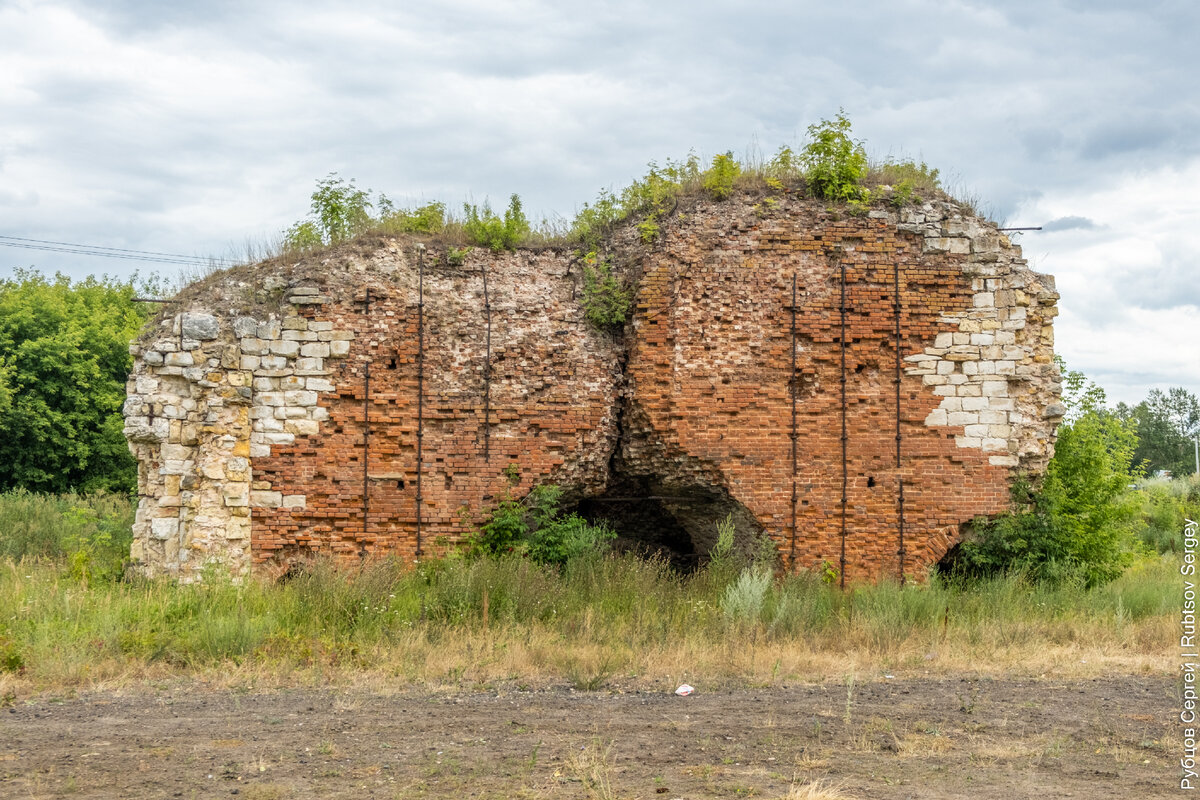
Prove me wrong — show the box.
[784,779,860,799]
[0,547,1177,696]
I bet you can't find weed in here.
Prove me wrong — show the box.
[467,485,615,568]
[283,174,373,251]
[580,252,633,330]
[567,737,618,800]
[463,194,530,252]
[785,779,859,799]
[379,201,448,235]
[801,111,868,203]
[567,657,614,691]
[702,152,741,200]
[721,566,772,626]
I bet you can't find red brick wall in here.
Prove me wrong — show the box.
[210,200,1052,579]
[622,205,1013,580]
[249,251,623,567]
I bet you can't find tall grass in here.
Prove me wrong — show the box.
[0,489,1179,689]
[1136,474,1200,554]
[0,554,1177,689]
[0,490,133,581]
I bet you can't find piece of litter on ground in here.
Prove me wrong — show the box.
[675,684,694,696]
[884,674,895,679]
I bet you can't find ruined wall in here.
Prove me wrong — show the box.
[618,199,1060,579]
[124,196,1060,581]
[126,246,622,580]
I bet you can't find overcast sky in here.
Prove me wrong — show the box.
[1,0,1196,405]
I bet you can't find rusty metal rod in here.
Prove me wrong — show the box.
[790,273,798,568]
[363,360,370,554]
[416,247,425,556]
[839,257,848,590]
[894,262,905,585]
[482,264,492,460]
[361,288,372,559]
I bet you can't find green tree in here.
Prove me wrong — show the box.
[0,270,150,493]
[701,152,740,200]
[283,173,374,250]
[950,362,1141,586]
[463,194,530,252]
[801,110,869,202]
[1118,387,1200,476]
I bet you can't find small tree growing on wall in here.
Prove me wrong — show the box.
[283,173,374,250]
[801,110,869,202]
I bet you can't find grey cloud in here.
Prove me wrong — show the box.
[1042,216,1098,232]
[1081,118,1175,160]
[1113,253,1200,311]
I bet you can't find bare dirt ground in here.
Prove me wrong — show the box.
[0,674,1179,799]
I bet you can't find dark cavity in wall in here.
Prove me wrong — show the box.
[568,475,767,572]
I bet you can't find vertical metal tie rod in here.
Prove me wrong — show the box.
[361,288,371,557]
[839,258,848,590]
[789,273,798,566]
[894,261,906,585]
[482,264,492,461]
[415,247,425,556]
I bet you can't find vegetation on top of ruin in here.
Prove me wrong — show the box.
[260,112,949,331]
[275,112,951,263]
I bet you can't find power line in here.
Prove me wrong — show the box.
[0,235,242,267]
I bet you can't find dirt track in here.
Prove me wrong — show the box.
[0,675,1180,799]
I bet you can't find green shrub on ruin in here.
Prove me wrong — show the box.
[463,194,530,252]
[947,365,1142,587]
[283,173,374,251]
[580,252,633,330]
[701,152,741,200]
[800,110,869,202]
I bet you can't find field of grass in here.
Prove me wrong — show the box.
[0,491,1180,695]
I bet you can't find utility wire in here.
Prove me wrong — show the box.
[0,235,241,267]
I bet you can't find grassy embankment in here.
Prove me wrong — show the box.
[0,485,1192,694]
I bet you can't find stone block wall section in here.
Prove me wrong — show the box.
[123,196,1060,581]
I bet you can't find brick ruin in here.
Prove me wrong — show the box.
[123,196,1063,581]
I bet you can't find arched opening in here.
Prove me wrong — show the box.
[566,475,769,572]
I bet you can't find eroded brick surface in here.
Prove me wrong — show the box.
[124,198,1060,581]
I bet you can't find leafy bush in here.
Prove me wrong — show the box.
[469,485,615,568]
[948,365,1141,587]
[0,270,151,493]
[701,152,741,200]
[378,201,448,235]
[801,111,869,202]
[283,174,374,251]
[282,177,454,251]
[463,194,530,251]
[570,189,623,252]
[580,252,632,330]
